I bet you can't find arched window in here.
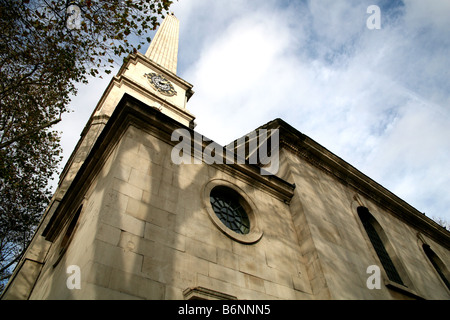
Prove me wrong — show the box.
[53,205,82,267]
[423,244,450,291]
[357,206,404,285]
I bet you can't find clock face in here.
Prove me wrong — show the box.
[145,73,177,96]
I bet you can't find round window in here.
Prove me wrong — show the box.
[203,179,263,244]
[210,186,250,235]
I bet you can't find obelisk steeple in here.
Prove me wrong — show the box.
[145,13,179,74]
[91,12,193,127]
[49,13,194,199]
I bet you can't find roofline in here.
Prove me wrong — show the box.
[43,95,295,241]
[260,118,450,249]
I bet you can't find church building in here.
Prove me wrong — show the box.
[2,14,449,300]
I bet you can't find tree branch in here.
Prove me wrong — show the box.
[0,117,61,150]
[0,63,40,101]
[0,251,23,279]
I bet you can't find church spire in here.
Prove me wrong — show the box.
[145,14,179,74]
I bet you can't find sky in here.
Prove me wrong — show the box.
[56,0,450,224]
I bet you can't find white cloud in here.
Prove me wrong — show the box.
[60,0,450,224]
[180,0,450,222]
[183,8,300,144]
[403,0,450,33]
[366,97,450,215]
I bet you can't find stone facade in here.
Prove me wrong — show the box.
[2,95,449,300]
[2,15,449,300]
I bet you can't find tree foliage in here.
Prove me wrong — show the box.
[0,0,173,290]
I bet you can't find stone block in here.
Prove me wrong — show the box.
[142,190,178,213]
[138,143,165,166]
[217,248,239,270]
[292,275,312,295]
[109,268,165,299]
[117,136,141,159]
[118,231,155,256]
[238,255,273,282]
[126,198,176,230]
[244,274,266,293]
[165,285,185,299]
[97,222,121,246]
[112,178,143,201]
[101,210,145,237]
[2,259,42,300]
[264,237,301,274]
[158,182,180,201]
[117,148,152,174]
[208,263,246,288]
[80,282,143,300]
[196,273,236,298]
[186,238,217,263]
[161,168,174,185]
[93,240,143,275]
[263,280,298,299]
[103,190,129,213]
[142,247,207,289]
[25,236,52,264]
[144,222,185,252]
[147,163,164,182]
[84,261,113,288]
[128,167,159,193]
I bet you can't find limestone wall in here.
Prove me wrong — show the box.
[29,124,313,299]
[279,149,450,299]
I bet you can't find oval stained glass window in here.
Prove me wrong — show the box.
[210,187,250,235]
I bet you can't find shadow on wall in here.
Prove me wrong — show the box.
[46,120,211,299]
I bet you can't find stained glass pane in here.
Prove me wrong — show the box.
[423,245,450,290]
[358,208,404,286]
[210,187,250,235]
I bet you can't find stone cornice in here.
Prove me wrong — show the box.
[43,95,295,241]
[115,74,196,123]
[261,118,450,249]
[124,52,195,101]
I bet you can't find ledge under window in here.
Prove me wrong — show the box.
[385,280,425,300]
[183,287,237,300]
